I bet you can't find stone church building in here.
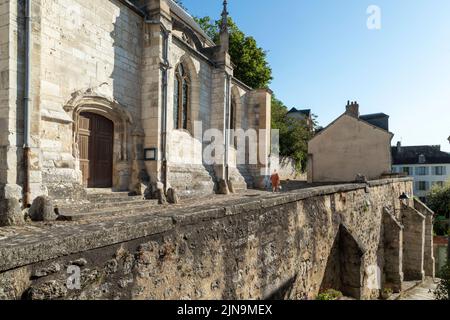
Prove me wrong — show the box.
[0,0,272,208]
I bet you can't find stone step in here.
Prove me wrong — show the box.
[86,194,144,203]
[57,202,161,221]
[55,199,158,215]
[87,191,133,200]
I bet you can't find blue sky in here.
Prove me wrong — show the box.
[181,0,450,151]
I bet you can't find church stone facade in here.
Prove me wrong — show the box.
[0,0,271,207]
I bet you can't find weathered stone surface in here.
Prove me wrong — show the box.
[167,188,179,204]
[156,188,167,205]
[134,183,147,197]
[71,258,88,267]
[0,178,433,301]
[26,280,68,300]
[217,179,229,195]
[0,198,25,227]
[31,263,61,279]
[167,165,216,198]
[29,196,57,222]
[227,179,236,194]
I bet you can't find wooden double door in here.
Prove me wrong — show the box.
[78,112,114,188]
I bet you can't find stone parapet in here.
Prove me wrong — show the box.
[0,179,432,300]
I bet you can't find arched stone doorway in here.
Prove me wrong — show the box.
[64,84,140,192]
[78,112,114,188]
[320,225,365,299]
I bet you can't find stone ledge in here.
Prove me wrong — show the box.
[367,177,413,187]
[0,215,173,272]
[0,177,410,273]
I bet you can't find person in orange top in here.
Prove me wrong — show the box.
[270,170,281,193]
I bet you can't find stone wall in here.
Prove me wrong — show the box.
[271,156,307,181]
[0,0,10,199]
[0,178,434,300]
[414,199,435,277]
[402,206,426,281]
[38,0,143,193]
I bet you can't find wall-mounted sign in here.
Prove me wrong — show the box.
[144,148,158,161]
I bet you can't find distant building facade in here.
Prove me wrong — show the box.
[307,101,393,183]
[392,143,450,202]
[287,108,314,131]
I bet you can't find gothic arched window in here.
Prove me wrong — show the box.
[174,63,190,130]
[230,98,238,148]
[230,99,236,130]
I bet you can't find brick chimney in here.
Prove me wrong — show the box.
[397,141,402,153]
[345,101,360,118]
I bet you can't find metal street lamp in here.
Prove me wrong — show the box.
[399,192,410,208]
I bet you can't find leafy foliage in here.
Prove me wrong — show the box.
[316,289,343,300]
[435,263,450,300]
[194,16,273,89]
[194,13,314,173]
[271,96,316,172]
[429,182,450,235]
[428,181,450,218]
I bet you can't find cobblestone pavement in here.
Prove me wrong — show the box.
[398,278,439,300]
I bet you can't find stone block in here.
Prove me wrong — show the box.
[29,196,57,222]
[0,198,25,227]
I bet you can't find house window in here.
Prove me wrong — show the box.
[402,167,411,175]
[416,181,428,191]
[173,63,190,130]
[415,166,429,176]
[418,154,426,164]
[433,166,446,176]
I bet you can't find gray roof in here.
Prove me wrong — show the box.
[287,108,311,117]
[360,113,389,131]
[392,145,450,165]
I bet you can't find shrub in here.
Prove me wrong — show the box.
[316,289,343,300]
[381,288,393,300]
[435,263,450,300]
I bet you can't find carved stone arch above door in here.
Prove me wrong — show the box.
[64,84,137,190]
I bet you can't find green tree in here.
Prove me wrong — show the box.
[435,263,450,300]
[194,16,272,89]
[271,96,316,172]
[428,182,450,218]
[195,15,314,172]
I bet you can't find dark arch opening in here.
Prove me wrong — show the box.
[320,225,364,299]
